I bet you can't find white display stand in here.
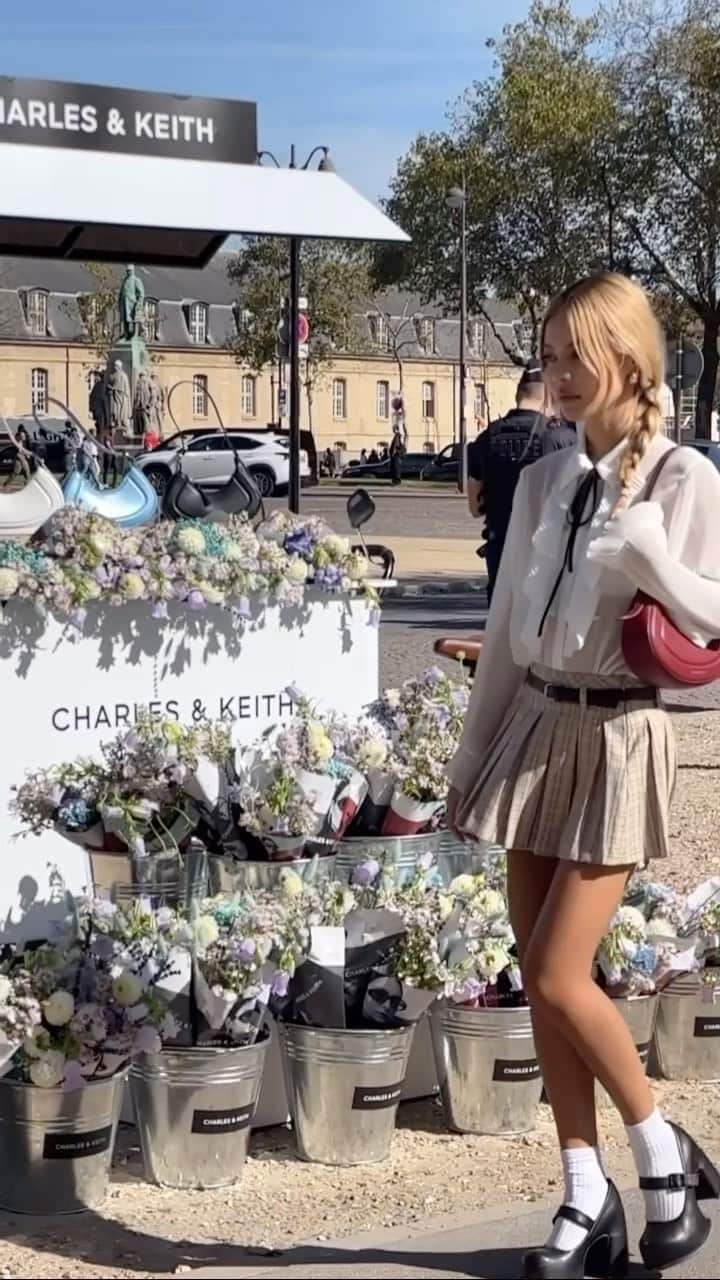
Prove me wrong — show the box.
[0,594,378,943]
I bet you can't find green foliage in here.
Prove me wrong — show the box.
[76,263,120,364]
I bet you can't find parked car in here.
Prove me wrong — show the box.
[687,439,720,472]
[136,431,309,498]
[0,417,68,476]
[420,442,462,482]
[340,452,430,481]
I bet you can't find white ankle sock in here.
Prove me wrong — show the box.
[546,1147,608,1251]
[626,1109,684,1222]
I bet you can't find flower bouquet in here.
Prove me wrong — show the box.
[0,922,171,1090]
[596,901,686,997]
[11,715,236,866]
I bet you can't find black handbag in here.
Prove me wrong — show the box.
[163,381,263,523]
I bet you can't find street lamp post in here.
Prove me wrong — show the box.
[257,145,334,513]
[447,181,468,495]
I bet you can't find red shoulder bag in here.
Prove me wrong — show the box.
[621,447,720,688]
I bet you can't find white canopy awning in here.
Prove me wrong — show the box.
[0,143,408,266]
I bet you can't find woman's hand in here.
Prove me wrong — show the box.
[446,785,465,840]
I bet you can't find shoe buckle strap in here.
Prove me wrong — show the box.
[639,1172,700,1190]
[552,1203,595,1231]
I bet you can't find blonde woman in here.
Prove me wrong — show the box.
[447,274,720,1279]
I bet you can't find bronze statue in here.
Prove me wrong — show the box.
[119,264,146,341]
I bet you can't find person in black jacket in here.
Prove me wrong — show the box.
[467,364,576,603]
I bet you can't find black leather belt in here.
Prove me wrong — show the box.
[527,671,659,709]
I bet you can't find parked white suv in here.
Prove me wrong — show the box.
[136,430,309,499]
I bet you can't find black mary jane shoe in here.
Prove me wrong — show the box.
[522,1180,629,1279]
[639,1122,720,1272]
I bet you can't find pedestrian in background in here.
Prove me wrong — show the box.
[467,363,575,604]
[389,427,403,485]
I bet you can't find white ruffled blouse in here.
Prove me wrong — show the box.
[448,425,720,795]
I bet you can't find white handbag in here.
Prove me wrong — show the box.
[0,461,65,540]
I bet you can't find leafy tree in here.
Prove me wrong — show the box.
[605,0,720,434]
[227,239,370,428]
[75,263,120,366]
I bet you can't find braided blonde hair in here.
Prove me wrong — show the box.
[542,274,665,511]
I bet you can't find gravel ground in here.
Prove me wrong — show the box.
[1,710,718,1279]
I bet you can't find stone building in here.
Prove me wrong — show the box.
[0,256,524,455]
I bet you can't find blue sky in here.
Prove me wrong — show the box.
[5,1,596,203]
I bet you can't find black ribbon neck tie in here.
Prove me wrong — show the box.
[537,468,602,639]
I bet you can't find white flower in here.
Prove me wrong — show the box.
[177,527,206,556]
[120,572,145,600]
[477,944,511,979]
[193,915,219,948]
[89,532,111,556]
[287,559,309,584]
[0,568,19,597]
[473,888,505,917]
[0,975,11,1005]
[279,869,304,898]
[384,689,401,709]
[112,972,144,1007]
[449,874,476,898]
[29,1050,66,1089]
[438,894,455,922]
[24,1025,50,1058]
[200,582,224,605]
[616,906,647,934]
[324,534,350,556]
[42,990,75,1027]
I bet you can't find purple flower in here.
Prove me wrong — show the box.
[69,607,87,629]
[152,601,169,620]
[235,938,257,963]
[155,906,174,930]
[285,528,315,560]
[187,590,206,610]
[133,1024,161,1056]
[63,1059,86,1091]
[352,858,381,887]
[237,595,252,618]
[271,971,290,998]
[95,566,111,587]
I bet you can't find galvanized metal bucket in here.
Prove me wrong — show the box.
[207,853,337,895]
[434,832,506,888]
[430,1002,542,1135]
[129,1034,269,1189]
[654,971,720,1082]
[596,994,658,1108]
[335,832,442,886]
[108,841,208,911]
[0,1072,125,1214]
[279,1022,415,1165]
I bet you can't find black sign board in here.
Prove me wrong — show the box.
[191,1105,255,1134]
[43,1125,113,1159]
[492,1058,541,1083]
[351,1083,404,1110]
[0,76,257,164]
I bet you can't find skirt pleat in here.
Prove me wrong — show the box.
[457,667,676,867]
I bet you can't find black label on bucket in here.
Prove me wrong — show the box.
[637,1041,651,1064]
[191,1104,254,1134]
[492,1058,541,1083]
[43,1125,112,1159]
[351,1082,404,1110]
[694,1016,720,1038]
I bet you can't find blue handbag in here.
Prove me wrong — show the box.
[36,398,159,529]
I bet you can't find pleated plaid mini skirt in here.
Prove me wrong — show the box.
[456,665,677,867]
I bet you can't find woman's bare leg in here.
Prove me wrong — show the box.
[522,861,654,1131]
[507,850,599,1149]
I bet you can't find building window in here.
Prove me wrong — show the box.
[418,317,435,354]
[144,298,159,343]
[26,289,48,337]
[189,302,208,344]
[31,367,48,414]
[332,377,347,419]
[474,381,487,422]
[241,374,257,418]
[369,314,390,351]
[422,380,436,420]
[192,374,208,418]
[469,319,486,357]
[376,380,390,420]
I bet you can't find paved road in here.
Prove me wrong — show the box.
[268,488,473,540]
[189,1183,720,1278]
